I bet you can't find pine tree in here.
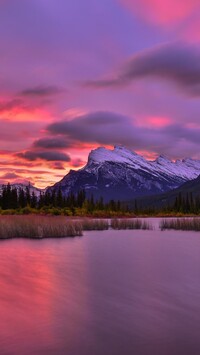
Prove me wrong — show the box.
[18,188,26,208]
[30,191,37,208]
[10,187,18,209]
[25,186,31,206]
[56,187,63,208]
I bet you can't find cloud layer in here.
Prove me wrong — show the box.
[17,151,71,162]
[120,0,199,26]
[0,0,200,187]
[45,111,200,159]
[20,85,64,98]
[86,42,200,96]
[33,137,72,149]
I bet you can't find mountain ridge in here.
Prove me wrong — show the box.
[48,146,200,201]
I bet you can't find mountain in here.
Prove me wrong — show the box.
[49,146,200,201]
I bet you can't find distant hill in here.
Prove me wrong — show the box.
[133,175,200,210]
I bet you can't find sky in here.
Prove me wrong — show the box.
[1,0,200,188]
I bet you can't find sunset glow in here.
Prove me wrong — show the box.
[0,0,200,187]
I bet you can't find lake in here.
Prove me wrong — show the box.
[0,219,200,354]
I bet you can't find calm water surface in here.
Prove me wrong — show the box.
[1,219,200,355]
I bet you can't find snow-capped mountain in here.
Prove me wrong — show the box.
[49,146,200,201]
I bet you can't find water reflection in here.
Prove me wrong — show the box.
[0,228,200,354]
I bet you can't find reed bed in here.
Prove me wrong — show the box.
[160,218,200,231]
[81,219,109,230]
[0,216,154,239]
[0,215,83,239]
[111,218,152,230]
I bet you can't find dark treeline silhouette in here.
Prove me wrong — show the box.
[0,183,126,215]
[172,192,200,214]
[2,183,200,216]
[133,191,200,216]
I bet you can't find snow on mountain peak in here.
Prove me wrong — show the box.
[88,146,141,166]
[50,145,200,201]
[88,147,114,163]
[114,145,137,155]
[87,146,200,181]
[155,155,172,164]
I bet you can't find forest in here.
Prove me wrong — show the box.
[0,183,200,216]
[0,183,126,216]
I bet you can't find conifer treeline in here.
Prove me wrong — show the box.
[0,184,124,214]
[2,184,198,215]
[134,192,200,215]
[173,192,200,214]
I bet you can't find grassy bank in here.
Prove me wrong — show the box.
[0,207,137,218]
[1,205,200,218]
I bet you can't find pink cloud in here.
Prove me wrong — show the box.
[120,0,199,26]
[71,158,86,168]
[141,116,172,128]
[181,17,200,42]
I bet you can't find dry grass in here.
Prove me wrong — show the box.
[160,218,200,231]
[111,218,152,230]
[81,219,109,230]
[0,215,83,239]
[0,216,154,239]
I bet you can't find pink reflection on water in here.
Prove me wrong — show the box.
[1,228,200,355]
[0,238,89,354]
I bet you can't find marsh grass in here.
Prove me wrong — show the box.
[81,219,109,230]
[0,216,83,239]
[111,218,152,230]
[0,216,154,239]
[160,218,200,231]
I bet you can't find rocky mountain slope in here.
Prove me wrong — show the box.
[49,146,200,201]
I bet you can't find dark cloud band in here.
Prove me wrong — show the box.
[20,85,64,97]
[47,110,200,158]
[17,150,71,162]
[85,42,200,96]
[33,137,71,149]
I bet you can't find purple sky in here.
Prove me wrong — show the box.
[1,0,200,187]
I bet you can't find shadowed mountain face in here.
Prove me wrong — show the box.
[48,146,200,201]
